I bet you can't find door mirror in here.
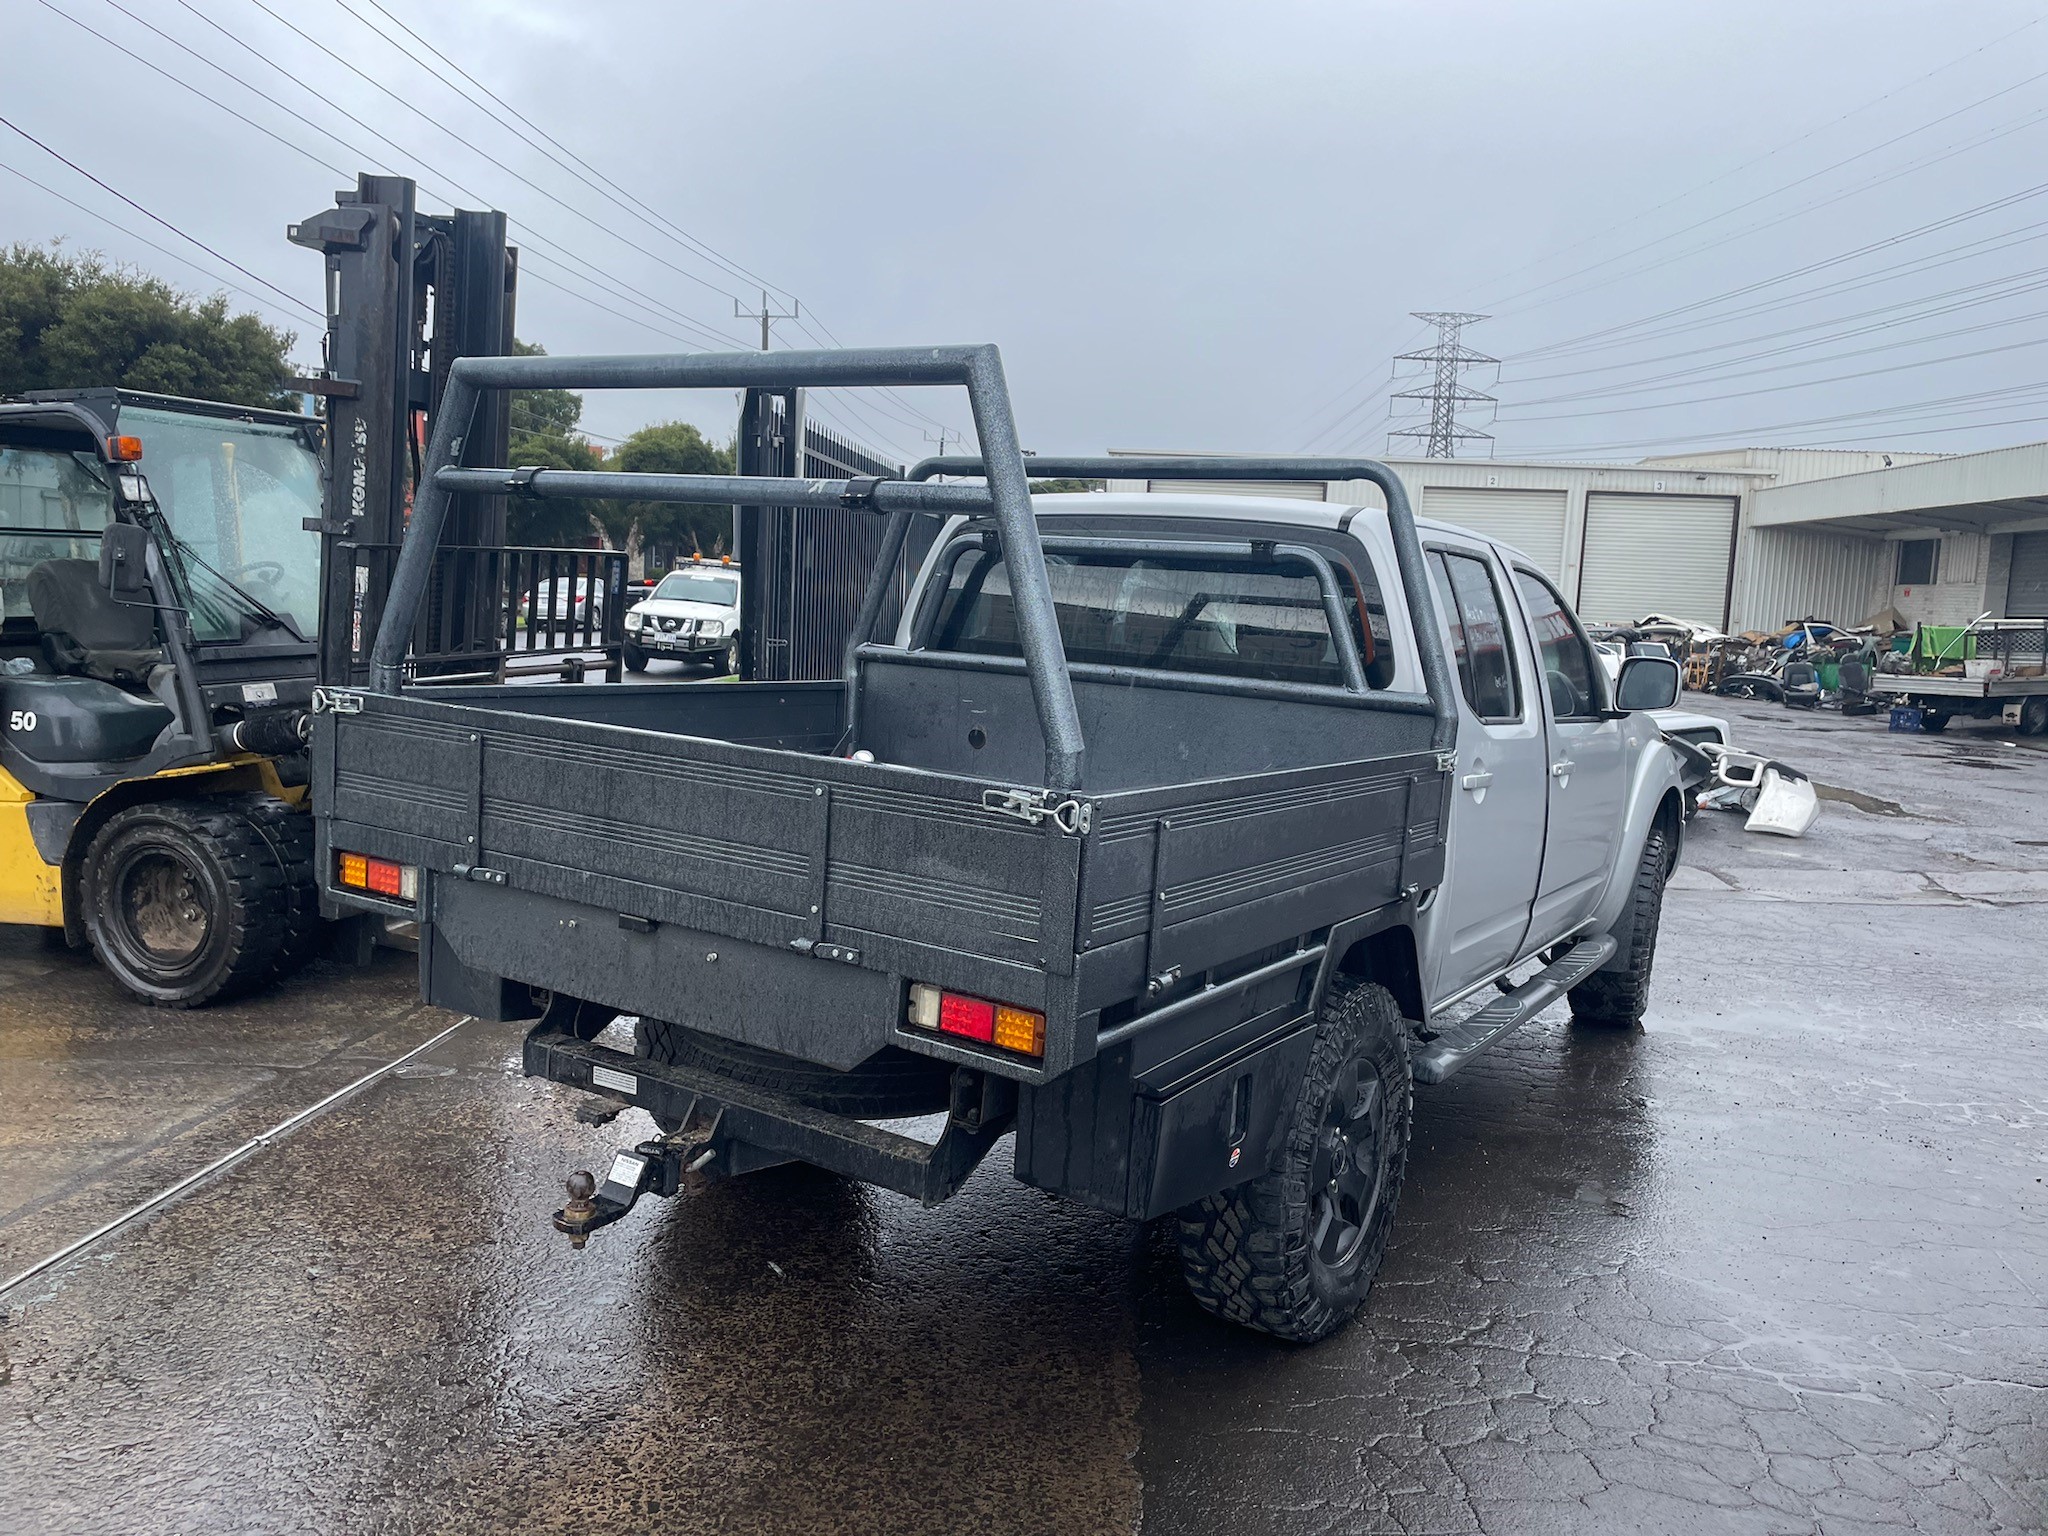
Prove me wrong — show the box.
[99,522,151,598]
[1614,654,1681,712]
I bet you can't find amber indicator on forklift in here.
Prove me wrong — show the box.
[906,982,1044,1058]
[106,434,143,462]
[336,850,418,902]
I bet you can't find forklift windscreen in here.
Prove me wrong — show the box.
[124,406,321,643]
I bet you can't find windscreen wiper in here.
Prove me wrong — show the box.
[159,525,308,643]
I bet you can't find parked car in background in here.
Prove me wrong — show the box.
[520,576,604,628]
[623,559,742,673]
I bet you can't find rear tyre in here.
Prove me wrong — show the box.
[80,797,296,1007]
[2018,696,2048,737]
[1920,710,1950,733]
[1569,825,1669,1029]
[624,644,649,673]
[635,1018,954,1118]
[1175,978,1413,1344]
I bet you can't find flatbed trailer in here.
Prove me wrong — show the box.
[1868,621,2048,734]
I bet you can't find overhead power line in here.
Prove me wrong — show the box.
[0,111,317,319]
[1482,56,2048,315]
[49,0,752,350]
[1501,331,2048,425]
[1469,12,2048,307]
[1500,300,2048,411]
[0,155,312,331]
[325,0,964,442]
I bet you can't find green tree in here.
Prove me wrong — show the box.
[0,243,295,407]
[600,420,734,567]
[504,338,603,546]
[1028,478,1105,495]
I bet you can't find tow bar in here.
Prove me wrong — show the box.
[554,1127,720,1248]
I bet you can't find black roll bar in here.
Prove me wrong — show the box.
[379,345,1089,789]
[897,455,1458,753]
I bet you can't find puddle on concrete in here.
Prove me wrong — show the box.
[1813,782,1907,816]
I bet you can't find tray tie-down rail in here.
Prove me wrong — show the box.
[527,1023,1016,1244]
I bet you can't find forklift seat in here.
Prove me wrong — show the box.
[26,559,165,687]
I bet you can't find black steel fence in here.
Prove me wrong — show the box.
[737,398,928,681]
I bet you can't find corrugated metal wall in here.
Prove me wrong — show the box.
[1728,526,1888,632]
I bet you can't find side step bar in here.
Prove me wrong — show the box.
[524,1025,1012,1206]
[1410,934,1620,1085]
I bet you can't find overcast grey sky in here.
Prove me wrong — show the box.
[6,0,2047,466]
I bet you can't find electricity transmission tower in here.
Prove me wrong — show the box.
[1389,312,1496,458]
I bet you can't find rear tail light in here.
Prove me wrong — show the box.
[906,982,1044,1059]
[336,850,419,902]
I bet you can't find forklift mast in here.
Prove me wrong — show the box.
[288,175,517,685]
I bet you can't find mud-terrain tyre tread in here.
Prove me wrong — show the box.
[1569,825,1668,1028]
[637,1019,954,1118]
[81,796,296,1007]
[1174,977,1413,1344]
[229,794,319,978]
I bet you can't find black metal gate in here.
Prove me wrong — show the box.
[736,391,931,680]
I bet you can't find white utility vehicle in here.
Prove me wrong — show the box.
[623,560,742,673]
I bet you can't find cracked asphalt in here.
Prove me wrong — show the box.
[1,697,2043,1534]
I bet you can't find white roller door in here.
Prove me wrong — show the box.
[1578,492,1736,629]
[1147,479,1326,500]
[1419,487,1568,576]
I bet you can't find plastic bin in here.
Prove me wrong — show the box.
[1888,706,1923,733]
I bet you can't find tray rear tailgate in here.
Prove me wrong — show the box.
[316,692,1075,1007]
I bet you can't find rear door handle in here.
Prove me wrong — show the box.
[1550,760,1574,778]
[1460,771,1493,791]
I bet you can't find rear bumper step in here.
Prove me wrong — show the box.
[523,1024,1012,1205]
[1411,934,1619,1084]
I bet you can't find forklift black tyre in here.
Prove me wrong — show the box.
[81,798,299,1006]
[1175,977,1413,1345]
[1920,710,1950,734]
[230,794,319,978]
[1569,825,1668,1029]
[635,1017,955,1119]
[624,644,648,673]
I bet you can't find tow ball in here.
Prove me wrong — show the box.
[553,1135,716,1249]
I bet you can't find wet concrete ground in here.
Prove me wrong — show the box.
[1,699,2043,1533]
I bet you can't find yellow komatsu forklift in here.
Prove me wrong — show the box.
[0,388,324,1004]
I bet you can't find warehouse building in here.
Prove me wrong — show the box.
[1107,439,2048,633]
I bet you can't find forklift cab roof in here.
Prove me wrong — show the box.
[3,388,318,450]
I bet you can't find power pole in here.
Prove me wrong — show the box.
[736,288,799,350]
[1389,311,1496,458]
[923,426,951,459]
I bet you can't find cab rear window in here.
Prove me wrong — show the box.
[925,546,1396,689]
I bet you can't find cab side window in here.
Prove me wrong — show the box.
[1512,569,1601,720]
[1427,549,1519,721]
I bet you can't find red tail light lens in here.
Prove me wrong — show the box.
[906,982,1044,1059]
[938,992,995,1043]
[336,850,419,903]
